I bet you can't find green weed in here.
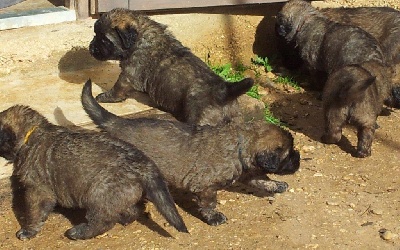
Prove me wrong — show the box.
[251,55,273,72]
[264,105,284,126]
[275,75,301,91]
[208,60,283,126]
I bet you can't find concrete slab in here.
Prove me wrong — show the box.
[0,7,76,30]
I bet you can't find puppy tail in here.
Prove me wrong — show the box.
[81,79,121,129]
[221,77,254,102]
[143,174,189,233]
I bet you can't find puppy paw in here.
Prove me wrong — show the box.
[248,179,288,193]
[202,210,227,226]
[274,181,289,193]
[354,150,371,158]
[16,228,38,240]
[65,223,88,240]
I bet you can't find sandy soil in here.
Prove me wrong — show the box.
[0,1,399,249]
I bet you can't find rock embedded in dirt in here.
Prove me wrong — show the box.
[379,229,398,241]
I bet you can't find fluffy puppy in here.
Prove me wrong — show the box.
[276,0,386,76]
[321,61,392,157]
[275,3,400,107]
[321,6,400,107]
[321,6,400,65]
[89,8,253,126]
[81,80,300,226]
[0,105,187,240]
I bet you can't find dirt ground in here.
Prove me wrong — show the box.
[0,1,399,249]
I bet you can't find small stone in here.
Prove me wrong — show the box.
[219,200,227,205]
[266,71,277,80]
[379,229,398,241]
[313,173,323,177]
[302,145,315,153]
[326,201,339,206]
[288,188,295,193]
[371,209,383,215]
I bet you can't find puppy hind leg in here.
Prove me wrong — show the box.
[119,201,145,226]
[65,209,117,240]
[355,125,375,158]
[16,188,56,240]
[195,189,227,226]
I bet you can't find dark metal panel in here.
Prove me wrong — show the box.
[129,0,287,11]
[98,0,128,12]
[97,0,287,12]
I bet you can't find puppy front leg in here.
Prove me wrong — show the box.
[355,125,375,158]
[96,74,135,103]
[195,189,227,226]
[16,187,56,240]
[246,176,288,193]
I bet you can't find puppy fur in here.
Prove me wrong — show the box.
[275,3,400,107]
[89,8,253,126]
[0,105,187,240]
[81,80,300,226]
[321,6,400,107]
[321,61,392,157]
[276,0,393,157]
[276,0,386,76]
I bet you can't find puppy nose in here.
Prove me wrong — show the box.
[277,25,287,36]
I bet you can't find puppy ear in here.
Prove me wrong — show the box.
[115,26,138,49]
[0,127,13,145]
[0,126,16,160]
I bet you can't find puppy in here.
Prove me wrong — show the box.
[321,61,392,157]
[321,6,400,65]
[276,0,393,157]
[81,79,300,226]
[322,6,400,108]
[275,3,400,107]
[89,8,253,126]
[276,0,386,76]
[0,105,187,240]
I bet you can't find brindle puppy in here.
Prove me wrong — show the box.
[322,6,400,107]
[322,6,400,65]
[0,105,187,240]
[275,3,400,107]
[321,61,391,157]
[81,79,300,226]
[89,8,253,126]
[276,0,386,77]
[276,0,393,157]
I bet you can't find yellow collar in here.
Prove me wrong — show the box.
[24,126,38,144]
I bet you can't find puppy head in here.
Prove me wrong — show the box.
[90,8,140,61]
[245,122,300,175]
[0,105,49,161]
[276,0,318,41]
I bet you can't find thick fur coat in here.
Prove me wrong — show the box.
[81,80,300,226]
[89,8,253,126]
[0,105,187,240]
